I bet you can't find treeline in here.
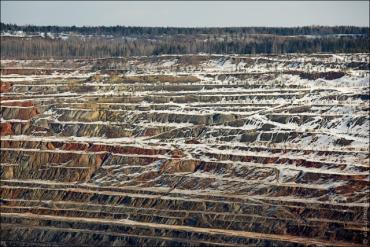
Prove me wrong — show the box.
[1,23,369,37]
[1,34,368,59]
[1,23,369,59]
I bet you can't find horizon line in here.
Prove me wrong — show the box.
[2,23,369,29]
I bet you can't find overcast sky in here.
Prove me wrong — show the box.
[1,1,369,27]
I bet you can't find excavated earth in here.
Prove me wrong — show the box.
[0,54,369,246]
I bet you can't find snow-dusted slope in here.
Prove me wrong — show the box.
[1,53,369,246]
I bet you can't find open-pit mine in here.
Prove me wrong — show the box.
[1,54,369,246]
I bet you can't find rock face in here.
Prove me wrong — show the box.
[0,54,369,246]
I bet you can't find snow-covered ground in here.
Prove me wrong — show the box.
[1,53,369,201]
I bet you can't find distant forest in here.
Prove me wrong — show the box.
[1,23,369,59]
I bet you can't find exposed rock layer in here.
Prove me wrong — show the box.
[1,54,369,246]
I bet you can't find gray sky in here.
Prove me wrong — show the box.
[1,1,369,27]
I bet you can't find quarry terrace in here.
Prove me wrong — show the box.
[0,53,369,246]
